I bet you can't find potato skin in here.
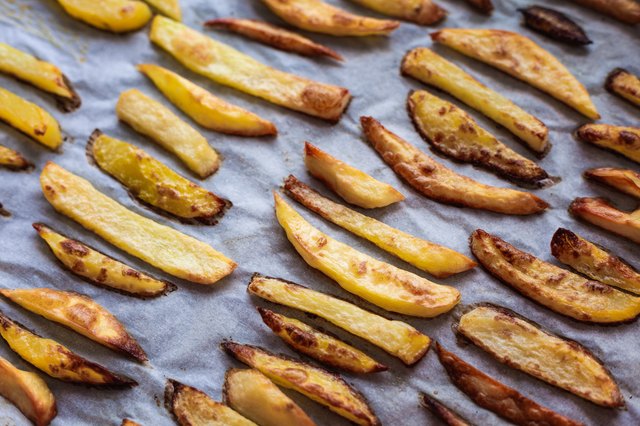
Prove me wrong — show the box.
[569,197,640,244]
[519,6,591,45]
[464,0,493,14]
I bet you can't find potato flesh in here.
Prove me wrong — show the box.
[569,197,640,244]
[585,167,640,199]
[150,16,351,122]
[576,124,640,164]
[348,0,445,25]
[144,0,181,20]
[56,0,152,33]
[0,144,31,170]
[40,162,236,284]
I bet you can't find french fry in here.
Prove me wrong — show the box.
[584,167,640,198]
[347,0,446,25]
[55,0,152,33]
[570,0,640,24]
[144,0,180,21]
[575,124,640,164]
[569,197,640,244]
[606,68,640,107]
[420,393,471,426]
[519,6,592,45]
[0,144,32,171]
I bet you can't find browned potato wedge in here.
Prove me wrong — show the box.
[0,202,9,217]
[464,0,493,14]
[122,420,141,426]
[0,144,32,171]
[0,288,146,362]
[435,343,584,426]
[361,116,549,215]
[420,393,470,426]
[519,6,591,45]
[431,29,599,119]
[576,124,640,163]
[571,0,640,24]
[457,305,624,407]
[222,341,379,426]
[569,197,640,244]
[606,68,640,107]
[144,0,180,21]
[347,0,446,25]
[584,167,640,198]
[55,0,152,33]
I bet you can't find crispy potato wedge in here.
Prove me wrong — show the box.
[121,420,141,426]
[348,0,445,25]
[258,307,386,374]
[55,0,152,33]
[457,305,624,407]
[0,288,146,362]
[248,274,431,365]
[40,162,236,284]
[361,116,549,215]
[89,131,229,224]
[144,0,180,20]
[0,144,32,171]
[222,341,379,426]
[569,197,640,244]
[464,0,493,14]
[519,6,592,45]
[116,89,220,178]
[304,142,404,209]
[606,68,640,107]
[420,393,470,426]
[470,229,640,322]
[571,0,640,24]
[0,87,62,150]
[224,368,317,426]
[435,343,584,426]
[274,193,460,317]
[585,167,640,198]
[205,19,342,61]
[150,16,351,122]
[431,29,599,119]
[576,124,640,163]
[262,0,399,36]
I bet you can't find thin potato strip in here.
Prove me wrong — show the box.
[420,393,471,426]
[584,167,640,199]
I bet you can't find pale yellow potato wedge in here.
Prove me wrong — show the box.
[55,0,151,33]
[138,64,277,136]
[274,193,460,317]
[606,68,640,107]
[262,0,399,36]
[569,197,640,244]
[420,393,471,426]
[571,0,640,24]
[348,0,445,25]
[361,116,549,215]
[0,87,62,150]
[0,144,32,171]
[222,341,379,426]
[144,0,180,20]
[224,368,317,426]
[457,305,624,407]
[150,17,351,122]
[431,29,599,119]
[0,288,146,362]
[40,162,236,284]
[116,89,220,178]
[585,167,640,198]
[284,175,475,278]
[248,274,431,365]
[576,124,640,164]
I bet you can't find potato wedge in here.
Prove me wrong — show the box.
[224,368,317,426]
[258,307,386,374]
[457,305,624,407]
[435,343,584,426]
[137,64,277,137]
[0,202,9,217]
[144,0,180,21]
[0,288,146,362]
[275,193,460,317]
[40,163,236,284]
[464,0,493,14]
[361,116,549,215]
[519,6,592,46]
[569,197,640,244]
[401,48,549,154]
[584,167,640,198]
[431,29,599,119]
[222,341,379,426]
[248,274,431,365]
[0,144,32,171]
[571,0,640,24]
[575,124,640,163]
[55,0,152,33]
[262,0,399,36]
[149,17,351,122]
[122,420,141,426]
[420,393,470,426]
[0,42,80,112]
[606,68,640,107]
[347,0,445,25]
[0,87,62,150]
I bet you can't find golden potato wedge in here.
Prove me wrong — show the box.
[569,197,640,244]
[222,341,379,426]
[571,0,640,24]
[457,305,624,407]
[576,124,640,164]
[0,356,57,426]
[121,420,141,426]
[0,144,32,171]
[150,17,351,122]
[258,307,386,374]
[144,0,180,21]
[304,142,404,209]
[0,288,146,362]
[361,116,549,215]
[420,393,470,426]
[248,274,431,365]
[0,43,80,112]
[223,368,317,426]
[585,167,640,198]
[401,48,549,154]
[408,90,553,187]
[89,131,229,224]
[606,68,640,107]
[0,87,62,150]
[464,0,493,14]
[275,193,460,317]
[40,163,237,284]
[262,0,399,36]
[55,0,152,33]
[431,29,599,119]
[435,343,584,426]
[347,0,445,25]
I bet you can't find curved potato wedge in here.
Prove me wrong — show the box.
[40,162,236,284]
[571,0,640,24]
[222,341,379,426]
[150,16,351,122]
[0,288,146,362]
[248,274,431,365]
[348,0,445,25]
[606,68,640,107]
[55,0,151,33]
[144,0,180,20]
[569,197,640,244]
[584,167,640,198]
[262,0,399,36]
[420,393,470,426]
[431,29,599,119]
[361,116,549,215]
[0,144,32,171]
[576,124,640,164]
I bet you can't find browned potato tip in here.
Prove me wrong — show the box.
[584,167,640,198]
[519,6,591,45]
[464,0,493,14]
[0,202,10,217]
[606,68,640,107]
[420,393,471,426]
[0,144,33,171]
[570,0,640,24]
[569,197,640,244]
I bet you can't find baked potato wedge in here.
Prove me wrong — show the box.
[144,0,180,20]
[121,420,141,426]
[584,167,640,198]
[464,0,493,14]
[519,6,592,46]
[0,144,32,171]
[569,197,640,244]
[150,16,351,122]
[0,87,62,150]
[222,341,379,426]
[431,29,599,119]
[347,0,445,25]
[40,162,236,284]
[606,68,640,107]
[224,368,316,426]
[575,124,640,163]
[248,274,431,365]
[55,0,151,33]
[304,142,404,209]
[361,116,549,215]
[0,288,146,362]
[262,0,399,36]
[420,393,470,426]
[571,0,640,24]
